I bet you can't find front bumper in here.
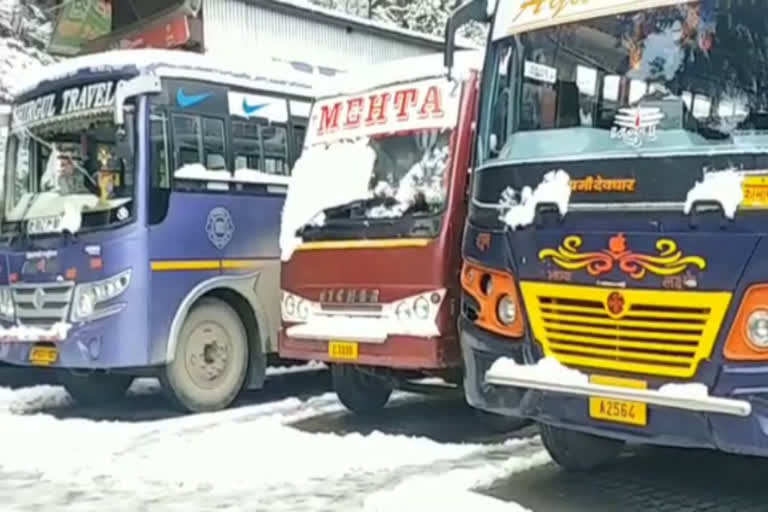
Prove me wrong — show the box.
[279,330,460,370]
[460,319,768,457]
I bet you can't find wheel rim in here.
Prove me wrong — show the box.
[183,319,234,390]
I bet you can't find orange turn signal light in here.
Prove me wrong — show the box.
[460,260,523,338]
[725,284,768,360]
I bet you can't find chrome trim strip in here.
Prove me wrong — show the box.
[484,372,751,417]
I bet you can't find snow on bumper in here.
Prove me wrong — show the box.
[485,357,751,418]
[0,322,71,343]
[285,316,440,343]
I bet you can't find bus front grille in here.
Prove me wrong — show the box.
[519,282,732,379]
[12,282,74,327]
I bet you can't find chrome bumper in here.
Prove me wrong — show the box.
[485,369,752,417]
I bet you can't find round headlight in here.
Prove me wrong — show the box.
[497,295,517,326]
[395,301,411,320]
[413,296,430,320]
[284,294,296,316]
[747,310,768,348]
[296,299,309,320]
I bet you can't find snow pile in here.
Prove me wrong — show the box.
[174,164,292,186]
[0,0,57,102]
[658,382,710,400]
[279,139,376,261]
[0,321,70,342]
[487,356,588,386]
[368,142,450,219]
[364,437,549,512]
[499,169,572,230]
[6,191,101,233]
[0,384,71,413]
[265,361,327,376]
[684,168,744,219]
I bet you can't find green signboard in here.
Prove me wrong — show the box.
[47,0,112,56]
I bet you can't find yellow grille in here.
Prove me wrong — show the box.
[520,282,732,378]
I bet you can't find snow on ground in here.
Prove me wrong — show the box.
[0,368,547,511]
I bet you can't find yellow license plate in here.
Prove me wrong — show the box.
[29,346,58,366]
[588,375,647,427]
[328,341,359,361]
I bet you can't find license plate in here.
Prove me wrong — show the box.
[328,341,359,361]
[29,346,58,366]
[588,375,647,427]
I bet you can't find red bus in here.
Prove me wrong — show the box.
[278,51,495,414]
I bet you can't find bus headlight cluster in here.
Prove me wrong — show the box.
[496,295,517,326]
[71,269,132,322]
[393,290,445,322]
[0,287,15,321]
[281,291,310,323]
[747,310,768,348]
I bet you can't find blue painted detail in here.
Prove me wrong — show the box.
[243,98,269,115]
[176,88,213,108]
[206,207,235,250]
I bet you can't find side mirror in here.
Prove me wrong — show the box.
[444,0,493,74]
[114,75,162,126]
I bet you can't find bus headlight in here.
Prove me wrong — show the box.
[393,290,445,323]
[71,269,132,322]
[747,310,768,348]
[0,287,15,321]
[497,295,517,326]
[282,291,312,323]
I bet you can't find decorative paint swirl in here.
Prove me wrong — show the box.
[539,234,707,280]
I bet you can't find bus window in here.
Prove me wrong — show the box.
[261,123,288,175]
[233,119,261,171]
[202,117,226,170]
[172,114,201,167]
[150,108,170,189]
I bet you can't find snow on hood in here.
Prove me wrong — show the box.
[499,169,572,230]
[6,192,101,233]
[279,139,376,261]
[684,168,744,219]
[0,321,70,343]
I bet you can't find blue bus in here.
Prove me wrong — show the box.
[0,48,319,412]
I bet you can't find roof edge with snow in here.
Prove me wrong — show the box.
[13,48,326,99]
[316,50,484,98]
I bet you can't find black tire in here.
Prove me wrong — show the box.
[161,297,250,413]
[331,364,392,414]
[474,409,532,433]
[539,423,624,472]
[61,373,133,406]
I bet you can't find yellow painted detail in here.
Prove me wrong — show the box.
[742,176,768,208]
[520,281,732,378]
[296,238,432,251]
[151,260,262,271]
[588,375,648,427]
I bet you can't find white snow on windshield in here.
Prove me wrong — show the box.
[367,144,450,219]
[279,139,376,261]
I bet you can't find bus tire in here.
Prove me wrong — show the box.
[539,423,624,472]
[331,364,392,414]
[61,373,133,406]
[161,297,249,413]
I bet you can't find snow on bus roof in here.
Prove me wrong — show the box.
[316,50,484,97]
[14,48,325,98]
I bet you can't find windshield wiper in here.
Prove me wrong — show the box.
[322,196,396,220]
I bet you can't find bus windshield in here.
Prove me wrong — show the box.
[481,1,768,166]
[4,110,135,234]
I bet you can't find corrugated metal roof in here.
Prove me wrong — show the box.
[244,0,480,50]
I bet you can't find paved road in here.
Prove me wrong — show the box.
[485,442,768,511]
